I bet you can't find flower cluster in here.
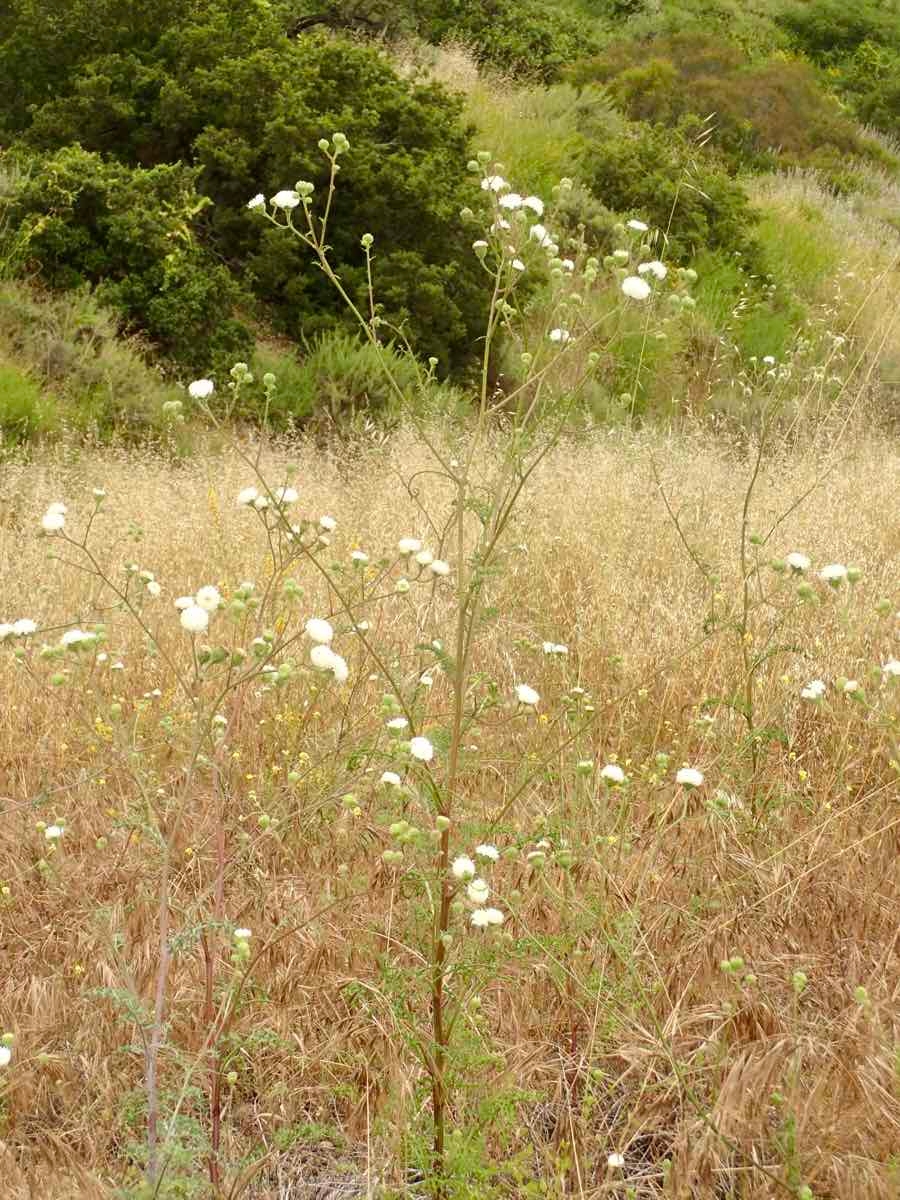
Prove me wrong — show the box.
[177,585,222,634]
[305,616,349,683]
[451,844,505,929]
[397,537,451,579]
[0,618,38,641]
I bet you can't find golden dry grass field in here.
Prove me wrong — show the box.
[0,426,898,1199]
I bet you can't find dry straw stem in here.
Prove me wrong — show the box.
[0,425,898,1198]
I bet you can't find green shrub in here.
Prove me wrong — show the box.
[420,0,599,80]
[776,0,900,137]
[776,0,900,62]
[0,1,489,375]
[0,281,186,441]
[571,34,877,174]
[0,362,56,442]
[7,146,252,374]
[247,331,453,432]
[578,119,761,265]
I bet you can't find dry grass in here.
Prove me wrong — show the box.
[1,425,898,1199]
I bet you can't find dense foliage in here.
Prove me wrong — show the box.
[0,1,488,373]
[570,31,895,180]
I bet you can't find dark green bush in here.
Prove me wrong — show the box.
[776,0,900,136]
[578,119,761,265]
[7,146,252,374]
[419,0,599,81]
[776,0,900,61]
[0,1,488,376]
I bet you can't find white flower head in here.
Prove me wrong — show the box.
[60,628,91,648]
[247,193,266,210]
[621,276,652,301]
[0,624,13,641]
[515,683,540,707]
[188,379,214,400]
[195,585,222,613]
[481,175,508,193]
[0,1046,10,1068]
[309,643,338,672]
[271,189,300,209]
[542,641,568,656]
[820,563,848,586]
[786,552,810,573]
[549,328,571,344]
[429,559,451,577]
[146,580,161,598]
[415,548,434,567]
[451,855,476,880]
[13,618,37,637]
[319,515,337,532]
[351,550,369,565]
[470,908,491,927]
[387,716,409,731]
[41,509,66,533]
[274,486,298,504]
[626,219,648,232]
[637,260,667,280]
[467,878,490,904]
[607,1153,625,1169]
[174,595,194,610]
[475,843,500,862]
[180,605,209,634]
[484,907,504,925]
[305,617,334,644]
[237,486,259,506]
[380,771,402,788]
[600,763,625,785]
[409,736,434,763]
[676,767,704,789]
[842,679,860,695]
[511,258,525,272]
[330,654,349,684]
[398,537,422,556]
[801,679,826,701]
[498,192,523,210]
[529,223,552,248]
[234,927,252,940]
[882,658,900,678]
[523,195,544,216]
[45,824,64,840]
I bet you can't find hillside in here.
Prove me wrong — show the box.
[1,4,899,1199]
